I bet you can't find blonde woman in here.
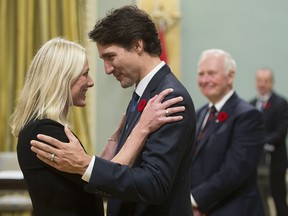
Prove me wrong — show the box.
[10,37,184,216]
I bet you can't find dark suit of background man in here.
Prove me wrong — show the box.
[30,5,196,216]
[250,67,288,216]
[190,49,265,216]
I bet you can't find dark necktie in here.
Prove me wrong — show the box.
[198,106,217,140]
[126,91,139,126]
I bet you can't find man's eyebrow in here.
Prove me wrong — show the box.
[100,52,114,59]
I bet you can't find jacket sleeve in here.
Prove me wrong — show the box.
[85,90,195,204]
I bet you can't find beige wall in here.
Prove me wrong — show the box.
[138,0,181,77]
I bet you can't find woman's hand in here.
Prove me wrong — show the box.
[111,88,185,166]
[137,88,185,134]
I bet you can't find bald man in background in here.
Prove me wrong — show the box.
[251,67,288,216]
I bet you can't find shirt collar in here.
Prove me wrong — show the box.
[257,92,271,102]
[134,61,165,97]
[209,89,234,112]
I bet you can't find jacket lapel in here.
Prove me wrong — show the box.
[194,93,239,159]
[262,92,274,114]
[196,107,207,137]
[117,64,171,153]
[126,65,171,134]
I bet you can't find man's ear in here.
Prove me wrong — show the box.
[227,70,235,85]
[228,70,235,78]
[133,39,144,53]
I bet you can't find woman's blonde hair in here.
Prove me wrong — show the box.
[10,37,86,136]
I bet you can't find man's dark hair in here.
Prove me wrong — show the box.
[88,5,162,56]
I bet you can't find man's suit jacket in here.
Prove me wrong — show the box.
[86,64,196,216]
[191,93,265,216]
[251,92,288,172]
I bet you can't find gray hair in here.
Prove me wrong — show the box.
[199,49,237,74]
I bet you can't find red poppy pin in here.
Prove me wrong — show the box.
[138,99,147,112]
[264,101,270,109]
[217,111,228,122]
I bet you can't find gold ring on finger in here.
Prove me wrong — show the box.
[165,109,170,117]
[50,153,56,162]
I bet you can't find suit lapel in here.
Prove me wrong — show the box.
[262,92,274,114]
[194,93,239,159]
[116,64,171,153]
[126,65,171,133]
[195,117,221,158]
[196,107,207,137]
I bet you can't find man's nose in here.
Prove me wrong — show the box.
[104,62,114,75]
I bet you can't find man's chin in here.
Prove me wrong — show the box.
[120,82,133,89]
[202,92,214,98]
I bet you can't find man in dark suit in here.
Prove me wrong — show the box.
[190,49,265,216]
[251,67,288,216]
[30,5,196,216]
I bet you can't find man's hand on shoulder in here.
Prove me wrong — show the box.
[30,124,92,175]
